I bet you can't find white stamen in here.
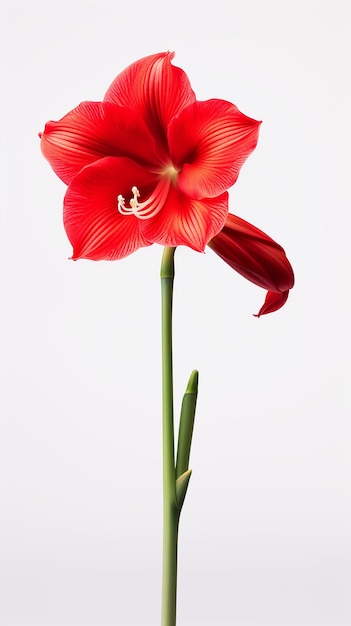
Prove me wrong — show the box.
[117,182,170,220]
[117,194,125,206]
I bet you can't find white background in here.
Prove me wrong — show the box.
[1,1,350,624]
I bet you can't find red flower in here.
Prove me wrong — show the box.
[40,52,294,315]
[40,52,260,259]
[208,214,294,316]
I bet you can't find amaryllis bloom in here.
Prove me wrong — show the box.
[208,214,294,316]
[40,52,294,315]
[40,51,261,259]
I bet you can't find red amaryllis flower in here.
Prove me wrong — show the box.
[208,214,295,316]
[40,52,260,259]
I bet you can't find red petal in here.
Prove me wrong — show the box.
[63,157,158,260]
[104,52,196,154]
[254,290,290,317]
[40,101,158,185]
[168,99,261,199]
[208,213,294,314]
[139,186,228,251]
[208,214,294,291]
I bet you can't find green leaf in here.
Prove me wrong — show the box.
[176,469,192,511]
[175,370,198,480]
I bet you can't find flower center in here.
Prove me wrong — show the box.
[117,181,171,220]
[162,164,180,180]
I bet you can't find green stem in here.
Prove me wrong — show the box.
[160,247,178,626]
